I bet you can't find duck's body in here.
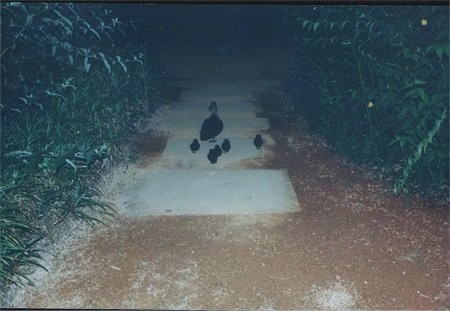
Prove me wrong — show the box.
[254,134,263,149]
[200,102,223,142]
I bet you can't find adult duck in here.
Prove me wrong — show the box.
[200,101,223,142]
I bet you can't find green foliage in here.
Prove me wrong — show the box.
[0,206,47,288]
[0,3,163,289]
[279,5,449,196]
[393,108,447,194]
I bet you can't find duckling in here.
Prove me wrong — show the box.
[214,144,222,157]
[189,138,200,153]
[200,102,223,142]
[221,138,231,153]
[253,134,263,149]
[207,148,219,164]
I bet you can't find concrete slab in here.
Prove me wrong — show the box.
[167,78,278,90]
[163,116,269,138]
[181,93,254,104]
[167,102,258,118]
[160,138,265,169]
[172,79,276,103]
[122,169,300,216]
[118,51,299,218]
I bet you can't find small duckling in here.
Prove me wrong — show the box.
[214,144,222,157]
[207,148,219,164]
[190,138,200,153]
[253,134,263,149]
[221,139,231,153]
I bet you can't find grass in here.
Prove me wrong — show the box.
[0,2,164,291]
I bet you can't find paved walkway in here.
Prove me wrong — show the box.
[121,63,300,216]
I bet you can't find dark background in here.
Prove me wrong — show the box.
[108,4,287,48]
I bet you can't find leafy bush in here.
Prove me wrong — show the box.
[278,5,449,196]
[1,3,163,289]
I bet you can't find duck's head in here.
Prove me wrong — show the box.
[208,101,218,113]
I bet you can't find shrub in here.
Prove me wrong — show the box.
[0,3,163,289]
[278,5,449,196]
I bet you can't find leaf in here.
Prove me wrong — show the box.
[302,20,309,29]
[417,101,425,113]
[401,80,426,91]
[133,56,143,66]
[330,22,336,31]
[98,52,111,74]
[129,21,137,31]
[80,48,90,56]
[416,142,423,157]
[313,22,320,32]
[84,56,91,73]
[52,8,72,29]
[65,158,77,171]
[435,45,444,60]
[25,14,34,25]
[6,2,25,9]
[341,20,349,31]
[82,21,101,40]
[116,56,127,73]
[89,27,101,40]
[4,150,32,158]
[402,47,410,58]
[416,88,429,105]
[426,43,448,60]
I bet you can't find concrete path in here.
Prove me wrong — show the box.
[121,51,300,216]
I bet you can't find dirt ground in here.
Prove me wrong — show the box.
[9,102,449,309]
[260,113,450,309]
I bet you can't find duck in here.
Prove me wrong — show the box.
[221,138,231,153]
[214,144,222,157]
[253,134,263,149]
[200,101,223,142]
[189,138,200,153]
[207,148,219,164]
